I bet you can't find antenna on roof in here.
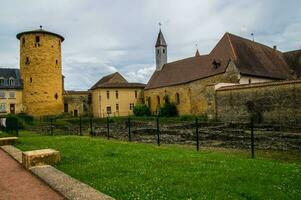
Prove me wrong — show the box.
[251,33,254,42]
[158,22,162,30]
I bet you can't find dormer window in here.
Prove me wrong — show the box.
[9,78,15,86]
[212,59,221,69]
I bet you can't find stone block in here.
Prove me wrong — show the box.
[22,149,60,169]
[0,137,18,146]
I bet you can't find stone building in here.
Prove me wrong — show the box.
[0,68,23,115]
[16,27,64,116]
[91,72,145,117]
[144,30,299,117]
[63,90,91,116]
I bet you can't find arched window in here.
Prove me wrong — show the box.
[157,95,160,105]
[164,95,169,104]
[163,49,165,54]
[175,93,180,105]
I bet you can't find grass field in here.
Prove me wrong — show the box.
[12,131,301,199]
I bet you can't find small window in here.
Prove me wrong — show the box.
[106,91,110,99]
[25,57,30,65]
[163,49,165,54]
[9,79,15,86]
[115,90,118,99]
[106,106,112,114]
[54,93,58,99]
[175,93,180,104]
[64,103,68,112]
[0,104,6,113]
[164,95,169,104]
[30,77,32,83]
[56,60,58,65]
[35,36,40,43]
[129,103,134,110]
[9,91,15,99]
[22,38,25,45]
[0,91,5,98]
[116,104,119,111]
[248,79,251,84]
[135,90,138,99]
[157,96,160,105]
[157,49,159,55]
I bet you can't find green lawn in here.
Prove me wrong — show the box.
[14,131,301,200]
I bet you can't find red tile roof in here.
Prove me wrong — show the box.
[146,32,295,90]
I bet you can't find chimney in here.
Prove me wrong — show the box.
[273,45,277,50]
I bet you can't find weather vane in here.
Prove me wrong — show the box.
[159,22,162,29]
[194,41,198,49]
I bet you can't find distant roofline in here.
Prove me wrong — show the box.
[16,29,64,41]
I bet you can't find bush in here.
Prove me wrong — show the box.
[133,104,151,116]
[160,102,178,117]
[17,113,34,125]
[5,114,23,132]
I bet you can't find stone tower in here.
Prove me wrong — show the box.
[16,27,64,116]
[155,30,167,71]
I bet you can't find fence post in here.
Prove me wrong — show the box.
[250,116,255,158]
[90,116,93,136]
[79,116,82,136]
[50,118,53,136]
[128,116,132,142]
[196,117,199,151]
[156,117,160,146]
[107,116,110,139]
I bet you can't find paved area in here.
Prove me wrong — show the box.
[0,149,64,200]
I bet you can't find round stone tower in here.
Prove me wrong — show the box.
[16,26,64,116]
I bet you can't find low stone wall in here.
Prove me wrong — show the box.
[93,121,301,151]
[215,80,301,124]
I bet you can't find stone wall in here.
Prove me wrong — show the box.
[215,80,301,124]
[19,33,64,116]
[63,91,91,116]
[144,61,240,116]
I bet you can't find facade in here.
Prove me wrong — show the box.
[91,72,145,117]
[145,31,299,117]
[16,27,64,116]
[0,69,23,115]
[63,91,91,116]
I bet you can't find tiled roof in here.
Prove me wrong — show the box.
[283,49,301,77]
[91,72,145,90]
[145,32,295,90]
[16,28,64,41]
[0,68,23,89]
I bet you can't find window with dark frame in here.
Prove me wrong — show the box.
[157,96,160,105]
[106,106,111,114]
[116,104,119,111]
[135,90,138,99]
[115,90,118,99]
[175,93,180,104]
[107,91,110,99]
[35,36,40,43]
[30,77,32,83]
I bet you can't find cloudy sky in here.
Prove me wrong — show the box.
[0,0,300,90]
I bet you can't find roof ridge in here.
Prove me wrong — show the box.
[225,32,237,60]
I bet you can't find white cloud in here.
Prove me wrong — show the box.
[0,0,300,90]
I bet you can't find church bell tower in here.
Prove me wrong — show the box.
[155,30,167,71]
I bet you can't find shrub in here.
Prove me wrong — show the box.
[133,104,151,116]
[5,114,23,132]
[160,102,178,117]
[17,113,34,125]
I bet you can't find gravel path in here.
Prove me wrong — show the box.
[0,149,64,200]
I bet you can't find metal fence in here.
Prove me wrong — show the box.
[27,115,301,158]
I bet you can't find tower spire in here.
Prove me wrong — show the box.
[155,28,167,71]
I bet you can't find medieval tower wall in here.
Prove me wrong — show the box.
[17,28,64,116]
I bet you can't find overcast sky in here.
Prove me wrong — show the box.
[0,0,300,90]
